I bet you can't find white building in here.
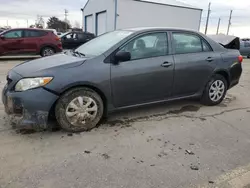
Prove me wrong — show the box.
[82,0,202,36]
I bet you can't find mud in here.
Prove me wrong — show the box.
[103,105,201,127]
[168,105,200,114]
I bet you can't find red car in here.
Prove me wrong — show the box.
[0,28,63,57]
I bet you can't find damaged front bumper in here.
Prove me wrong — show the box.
[2,86,58,130]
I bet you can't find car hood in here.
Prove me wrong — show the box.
[12,53,87,77]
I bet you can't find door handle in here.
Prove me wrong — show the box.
[206,57,214,62]
[161,62,173,67]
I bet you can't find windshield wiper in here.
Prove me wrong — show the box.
[73,50,85,57]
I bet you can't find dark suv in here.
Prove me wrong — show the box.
[0,28,63,57]
[60,31,95,49]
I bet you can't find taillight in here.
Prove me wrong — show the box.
[55,36,60,41]
[238,55,243,63]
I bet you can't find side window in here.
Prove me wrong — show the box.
[173,33,203,54]
[202,40,212,52]
[78,33,87,40]
[65,33,77,39]
[4,30,22,38]
[24,30,47,37]
[244,42,250,48]
[120,32,168,60]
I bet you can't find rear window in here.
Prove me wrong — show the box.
[24,30,47,37]
[173,32,212,54]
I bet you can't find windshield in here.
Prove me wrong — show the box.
[60,32,70,38]
[75,30,134,57]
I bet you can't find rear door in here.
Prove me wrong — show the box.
[111,32,174,107]
[77,33,93,47]
[171,31,218,97]
[0,29,25,55]
[23,30,47,53]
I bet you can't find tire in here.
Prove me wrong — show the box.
[201,74,228,106]
[40,46,55,57]
[55,87,104,132]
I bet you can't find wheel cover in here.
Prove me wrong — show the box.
[65,96,98,127]
[209,80,225,102]
[43,48,54,56]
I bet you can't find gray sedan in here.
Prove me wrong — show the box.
[240,40,250,57]
[2,27,243,132]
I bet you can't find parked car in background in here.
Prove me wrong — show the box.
[240,40,250,58]
[2,27,242,132]
[44,29,58,36]
[60,31,95,49]
[57,32,64,37]
[0,28,62,56]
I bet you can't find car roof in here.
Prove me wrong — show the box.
[122,27,198,33]
[4,28,48,32]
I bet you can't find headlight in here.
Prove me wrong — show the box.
[15,77,53,91]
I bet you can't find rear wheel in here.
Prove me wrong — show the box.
[41,47,55,57]
[201,74,228,106]
[55,87,104,132]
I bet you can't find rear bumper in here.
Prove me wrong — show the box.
[55,45,63,53]
[229,63,242,89]
[2,87,58,130]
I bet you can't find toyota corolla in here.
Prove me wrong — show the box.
[2,27,243,132]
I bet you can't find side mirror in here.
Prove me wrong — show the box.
[114,51,131,63]
[0,35,5,40]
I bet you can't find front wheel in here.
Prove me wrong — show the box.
[55,88,104,132]
[201,74,228,106]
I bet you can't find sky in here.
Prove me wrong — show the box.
[0,0,250,37]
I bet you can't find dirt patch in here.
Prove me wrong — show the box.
[16,129,36,135]
[103,105,201,127]
[169,105,200,114]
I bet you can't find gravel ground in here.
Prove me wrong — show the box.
[0,59,250,188]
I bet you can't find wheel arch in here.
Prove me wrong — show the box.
[213,69,230,88]
[48,83,108,119]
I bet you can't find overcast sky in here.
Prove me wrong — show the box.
[0,0,250,37]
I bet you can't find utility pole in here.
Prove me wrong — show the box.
[81,8,84,31]
[227,10,233,35]
[204,2,211,34]
[64,9,68,31]
[27,19,29,28]
[216,18,221,35]
[114,0,118,30]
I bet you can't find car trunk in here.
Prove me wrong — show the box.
[208,34,240,50]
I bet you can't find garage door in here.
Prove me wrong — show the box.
[96,11,107,36]
[85,15,93,33]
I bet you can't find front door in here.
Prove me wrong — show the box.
[0,29,25,55]
[171,32,217,97]
[62,32,78,49]
[111,32,174,107]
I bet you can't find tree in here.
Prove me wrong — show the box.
[36,15,45,29]
[47,16,71,32]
